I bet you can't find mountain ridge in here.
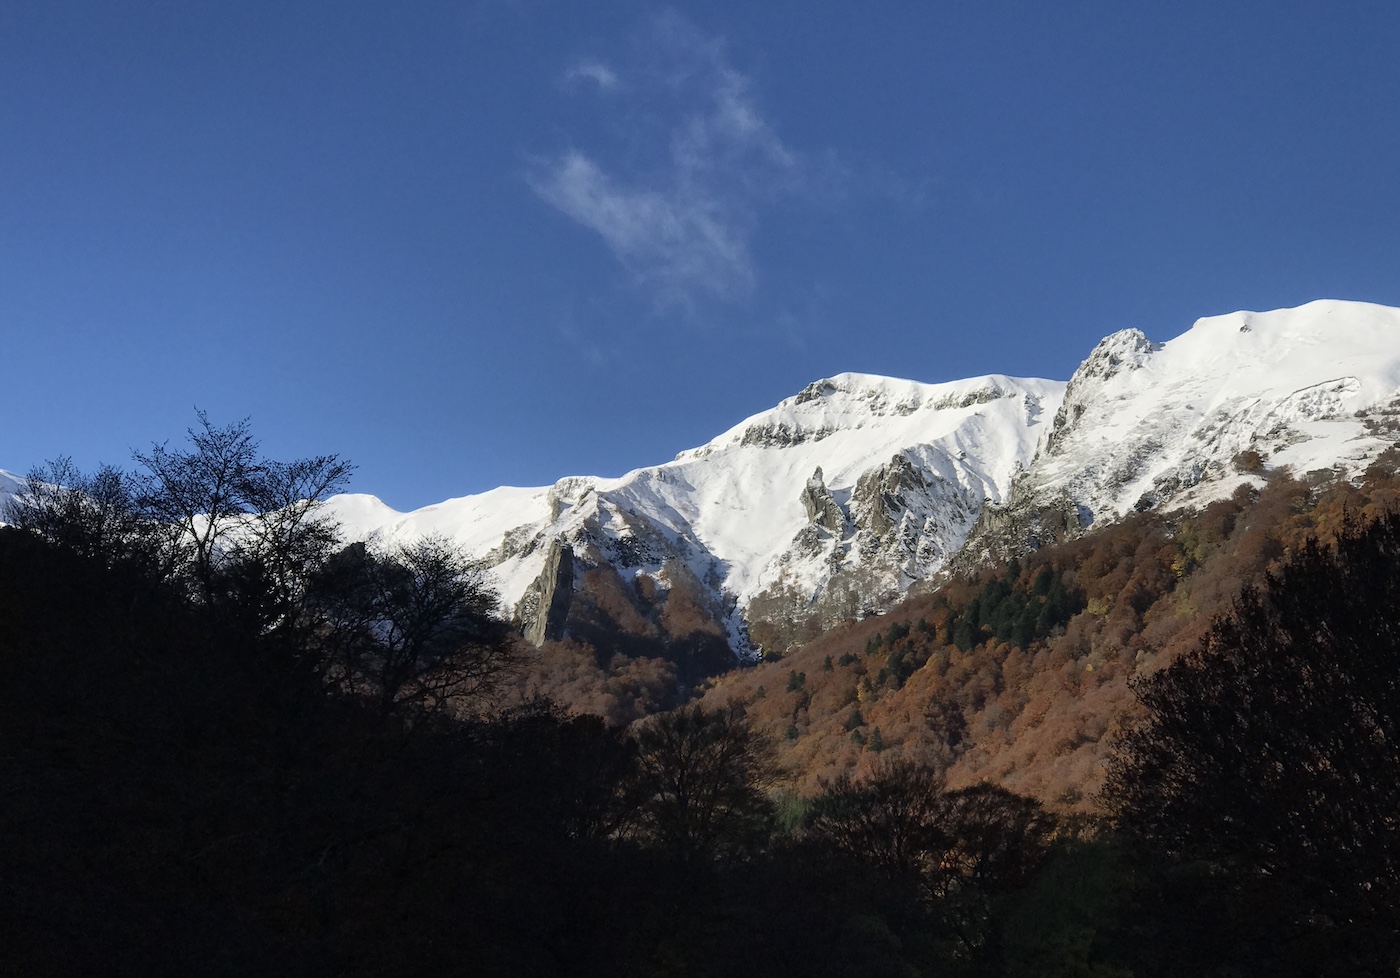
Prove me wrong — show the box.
[315,299,1400,661]
[960,298,1400,566]
[6,299,1400,664]
[317,370,1064,658]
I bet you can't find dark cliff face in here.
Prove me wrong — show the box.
[555,556,736,689]
[516,507,737,687]
[522,539,573,647]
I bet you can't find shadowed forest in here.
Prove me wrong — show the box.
[5,418,1400,976]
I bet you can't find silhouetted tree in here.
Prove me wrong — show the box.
[313,535,513,718]
[931,782,1059,961]
[807,759,946,880]
[632,702,779,862]
[808,761,1058,964]
[132,411,351,616]
[1106,511,1400,975]
[932,783,1058,898]
[475,700,646,843]
[4,457,170,578]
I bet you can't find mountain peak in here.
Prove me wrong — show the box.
[968,299,1400,565]
[1075,328,1158,381]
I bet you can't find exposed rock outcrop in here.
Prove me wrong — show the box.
[800,467,847,534]
[1044,328,1157,456]
[521,539,573,647]
[851,454,930,539]
[321,298,1400,665]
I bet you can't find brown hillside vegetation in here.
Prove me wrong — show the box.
[501,637,680,725]
[500,559,736,725]
[699,456,1400,810]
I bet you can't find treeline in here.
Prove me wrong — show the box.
[6,420,1400,975]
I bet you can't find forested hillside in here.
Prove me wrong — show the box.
[696,453,1400,806]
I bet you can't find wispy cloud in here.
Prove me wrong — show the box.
[563,59,621,93]
[532,150,755,302]
[529,13,802,307]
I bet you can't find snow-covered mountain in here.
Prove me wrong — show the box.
[325,372,1064,656]
[319,299,1400,658]
[7,299,1400,661]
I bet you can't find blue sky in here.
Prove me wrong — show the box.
[3,1,1399,510]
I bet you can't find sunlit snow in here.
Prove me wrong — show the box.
[7,300,1400,650]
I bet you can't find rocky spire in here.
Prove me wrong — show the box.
[522,539,574,647]
[800,467,847,534]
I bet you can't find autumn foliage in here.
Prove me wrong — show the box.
[703,464,1400,809]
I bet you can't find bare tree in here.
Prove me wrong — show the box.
[807,762,1058,895]
[807,759,1057,958]
[806,758,947,880]
[131,411,352,622]
[313,535,514,718]
[933,782,1057,898]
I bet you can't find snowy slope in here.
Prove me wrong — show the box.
[322,299,1400,654]
[323,373,1064,650]
[0,469,24,522]
[966,299,1400,560]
